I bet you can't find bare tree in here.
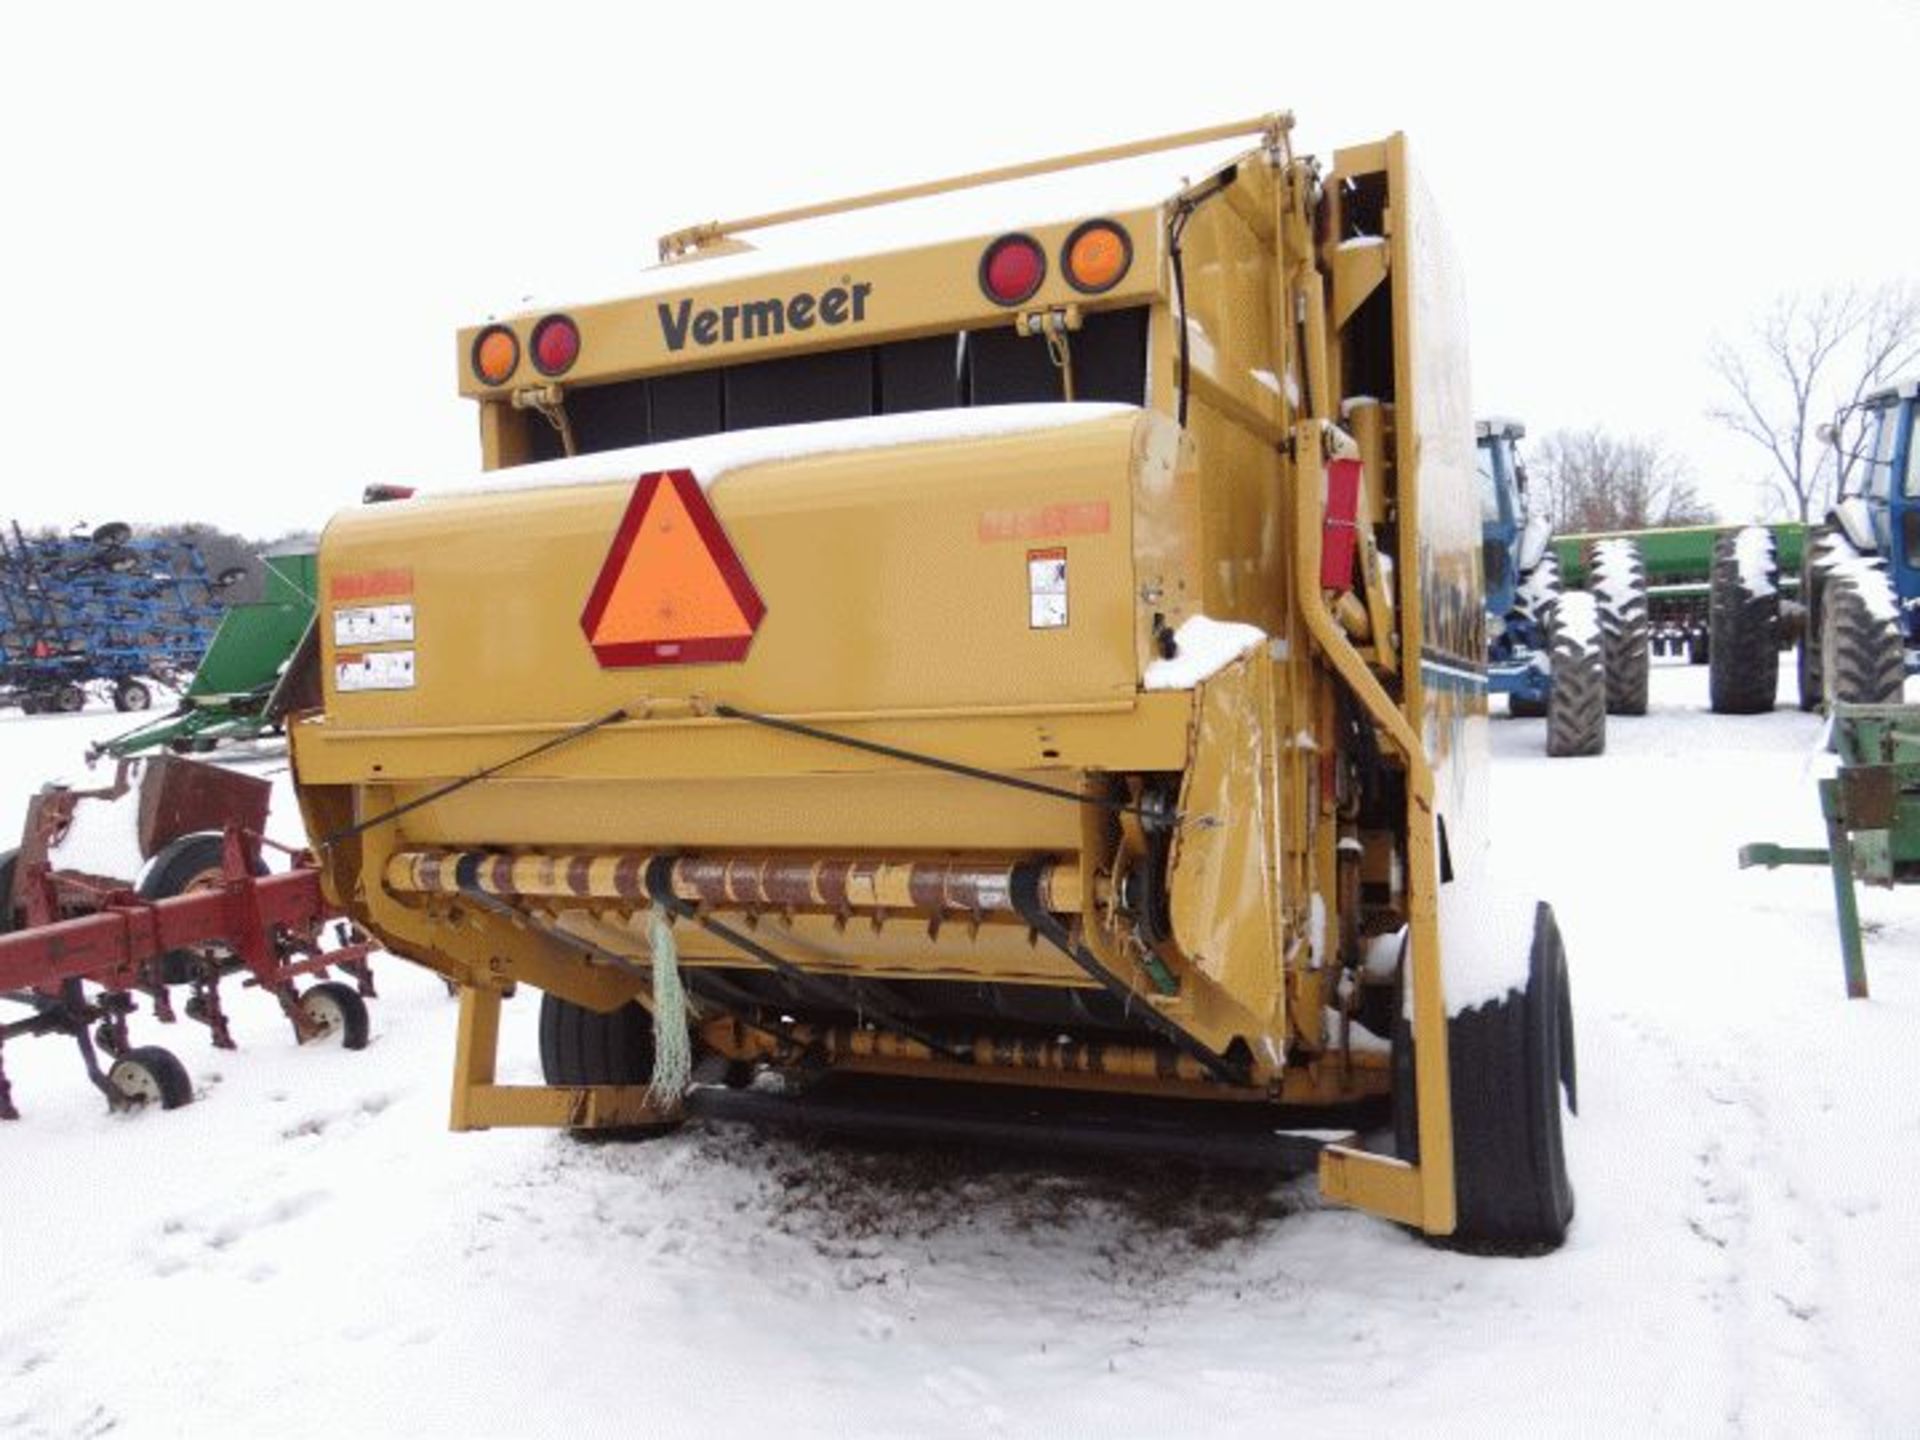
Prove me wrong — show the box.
[1529,427,1716,533]
[1708,283,1920,522]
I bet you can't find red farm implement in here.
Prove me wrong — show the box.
[0,755,375,1118]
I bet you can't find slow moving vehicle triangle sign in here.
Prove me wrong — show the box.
[580,469,766,666]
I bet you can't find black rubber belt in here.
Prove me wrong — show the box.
[1008,861,1251,1087]
[641,857,975,1065]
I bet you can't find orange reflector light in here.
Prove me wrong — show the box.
[472,326,519,386]
[1064,220,1131,294]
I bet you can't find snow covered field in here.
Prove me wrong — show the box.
[1,663,1914,1438]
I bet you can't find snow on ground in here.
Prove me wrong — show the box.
[2,663,1916,1437]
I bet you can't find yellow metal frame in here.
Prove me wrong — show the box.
[296,113,1485,1237]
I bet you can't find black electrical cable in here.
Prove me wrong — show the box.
[318,705,632,849]
[712,703,1174,830]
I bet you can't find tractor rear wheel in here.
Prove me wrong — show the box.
[1708,527,1779,714]
[1821,565,1907,706]
[1513,549,1562,631]
[1546,592,1605,757]
[538,992,681,1139]
[1591,538,1649,715]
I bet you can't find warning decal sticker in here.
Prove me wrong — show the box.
[1028,547,1068,629]
[580,469,766,667]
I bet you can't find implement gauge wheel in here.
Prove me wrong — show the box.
[108,1046,194,1111]
[538,992,682,1140]
[299,981,371,1050]
[1396,902,1577,1253]
[1708,527,1779,713]
[54,684,86,714]
[112,678,153,713]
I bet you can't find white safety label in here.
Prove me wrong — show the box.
[333,602,415,646]
[336,649,416,692]
[1028,547,1068,629]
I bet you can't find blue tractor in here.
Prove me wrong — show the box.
[1478,419,1639,756]
[1800,378,1920,708]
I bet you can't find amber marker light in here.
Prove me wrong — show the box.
[1064,220,1132,294]
[472,325,519,386]
[532,314,581,377]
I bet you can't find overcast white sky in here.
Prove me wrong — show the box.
[3,0,1916,538]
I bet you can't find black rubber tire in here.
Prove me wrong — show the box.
[1686,629,1709,666]
[140,833,249,985]
[1590,539,1650,716]
[1398,902,1577,1253]
[113,679,153,713]
[20,694,42,716]
[538,991,680,1138]
[299,980,372,1051]
[1546,594,1605,757]
[1798,529,1844,712]
[1505,551,1561,724]
[0,849,17,931]
[1708,528,1779,713]
[1513,549,1561,631]
[54,684,86,714]
[1797,588,1824,713]
[108,1045,195,1110]
[1821,566,1907,706]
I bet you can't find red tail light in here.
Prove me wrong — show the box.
[532,314,581,376]
[980,234,1046,306]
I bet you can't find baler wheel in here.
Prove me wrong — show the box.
[1396,901,1576,1253]
[299,981,371,1051]
[1545,593,1605,757]
[1821,565,1907,706]
[538,992,682,1139]
[107,1046,194,1111]
[1591,538,1650,716]
[1708,528,1779,713]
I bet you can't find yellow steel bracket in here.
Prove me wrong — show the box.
[448,984,676,1132]
[1277,154,1455,1234]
